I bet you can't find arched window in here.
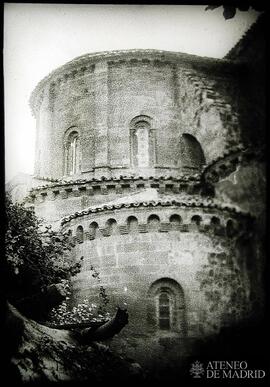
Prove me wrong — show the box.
[64,129,81,176]
[130,116,155,168]
[89,222,99,240]
[148,278,186,335]
[191,215,202,226]
[169,214,182,231]
[158,288,172,330]
[179,133,205,171]
[210,216,221,234]
[135,121,150,167]
[147,214,160,232]
[226,219,236,238]
[105,218,118,236]
[127,216,139,233]
[76,226,84,243]
[210,216,220,226]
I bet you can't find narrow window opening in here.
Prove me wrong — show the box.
[148,278,186,335]
[130,116,155,168]
[135,123,150,167]
[158,290,171,330]
[64,129,81,176]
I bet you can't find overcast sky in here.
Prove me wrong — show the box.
[4,3,260,181]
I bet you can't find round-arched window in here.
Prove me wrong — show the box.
[148,278,187,335]
[179,133,205,171]
[158,288,172,330]
[130,115,155,168]
[64,129,81,176]
[134,121,150,167]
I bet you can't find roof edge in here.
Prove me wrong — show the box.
[29,48,233,117]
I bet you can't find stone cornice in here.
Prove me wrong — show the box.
[202,145,265,184]
[24,175,204,204]
[24,144,265,205]
[60,198,251,227]
[29,49,239,117]
[33,175,61,183]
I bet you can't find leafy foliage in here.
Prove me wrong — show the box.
[48,265,111,325]
[89,265,110,312]
[48,298,111,325]
[4,194,82,302]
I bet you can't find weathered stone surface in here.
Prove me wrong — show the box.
[29,50,246,181]
[9,45,265,372]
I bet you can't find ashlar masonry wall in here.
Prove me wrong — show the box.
[62,204,252,364]
[32,51,244,181]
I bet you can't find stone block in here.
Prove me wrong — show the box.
[100,254,117,267]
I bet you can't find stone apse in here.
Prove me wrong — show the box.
[24,49,265,369]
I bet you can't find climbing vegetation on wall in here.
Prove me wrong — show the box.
[48,265,111,326]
